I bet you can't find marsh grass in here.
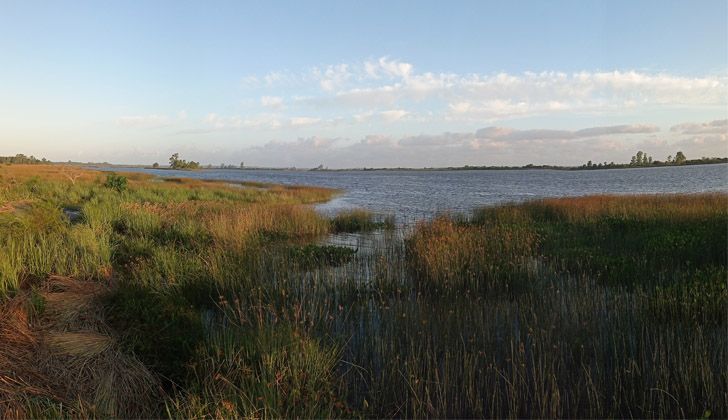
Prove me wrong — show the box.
[331,208,396,233]
[1,166,725,418]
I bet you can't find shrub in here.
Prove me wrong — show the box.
[103,173,127,192]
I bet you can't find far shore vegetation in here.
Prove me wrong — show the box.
[5,150,726,172]
[0,163,725,418]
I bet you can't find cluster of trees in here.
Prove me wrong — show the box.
[169,153,200,169]
[218,162,245,169]
[580,150,700,170]
[582,160,620,169]
[630,151,686,166]
[630,151,654,166]
[0,154,47,164]
[664,151,687,165]
[155,157,244,170]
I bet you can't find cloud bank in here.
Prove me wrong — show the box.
[110,58,726,167]
[217,120,724,169]
[248,57,726,123]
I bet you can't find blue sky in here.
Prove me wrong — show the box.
[1,0,726,167]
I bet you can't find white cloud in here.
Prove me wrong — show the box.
[240,75,260,88]
[353,110,376,122]
[380,109,409,122]
[264,71,299,87]
[670,119,727,134]
[263,58,726,124]
[242,113,282,130]
[472,124,660,142]
[574,124,660,137]
[114,116,723,168]
[235,121,689,168]
[116,114,168,128]
[369,57,414,80]
[261,96,284,109]
[313,63,351,91]
[290,117,321,127]
[249,58,726,128]
[178,110,187,121]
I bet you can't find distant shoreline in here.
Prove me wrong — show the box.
[80,158,728,172]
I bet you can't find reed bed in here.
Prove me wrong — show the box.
[0,165,725,418]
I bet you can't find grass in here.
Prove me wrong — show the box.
[0,165,725,418]
[331,208,395,233]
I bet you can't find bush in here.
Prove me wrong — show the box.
[103,173,127,192]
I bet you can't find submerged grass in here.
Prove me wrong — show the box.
[0,165,725,418]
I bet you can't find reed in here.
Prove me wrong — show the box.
[331,208,395,233]
[1,164,725,418]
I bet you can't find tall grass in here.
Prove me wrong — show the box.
[1,166,725,418]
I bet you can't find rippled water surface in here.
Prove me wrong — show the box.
[100,164,727,222]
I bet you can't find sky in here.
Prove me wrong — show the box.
[1,0,726,168]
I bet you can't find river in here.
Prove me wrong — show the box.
[95,164,727,223]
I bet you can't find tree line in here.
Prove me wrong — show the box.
[579,151,726,170]
[0,154,48,165]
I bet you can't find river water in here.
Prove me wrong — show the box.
[97,164,727,223]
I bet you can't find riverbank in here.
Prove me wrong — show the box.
[87,156,727,171]
[0,165,725,418]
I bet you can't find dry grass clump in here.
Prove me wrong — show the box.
[0,291,70,417]
[519,192,728,223]
[0,275,160,419]
[40,335,160,417]
[45,331,113,357]
[0,164,96,183]
[406,218,539,294]
[41,275,111,332]
[203,203,329,249]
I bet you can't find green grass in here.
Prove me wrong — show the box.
[1,166,725,418]
[331,208,395,233]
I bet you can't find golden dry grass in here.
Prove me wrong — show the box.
[0,275,160,418]
[0,164,96,183]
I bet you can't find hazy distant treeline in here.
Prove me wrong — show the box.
[0,153,48,165]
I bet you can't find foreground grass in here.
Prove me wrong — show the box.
[0,164,726,418]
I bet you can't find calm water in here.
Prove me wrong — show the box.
[98,164,727,223]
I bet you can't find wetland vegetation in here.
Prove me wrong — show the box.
[0,164,725,418]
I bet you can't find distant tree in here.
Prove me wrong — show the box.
[169,153,199,169]
[648,156,652,165]
[240,162,244,169]
[630,155,637,165]
[152,162,159,168]
[667,155,673,163]
[675,151,687,165]
[635,151,644,166]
